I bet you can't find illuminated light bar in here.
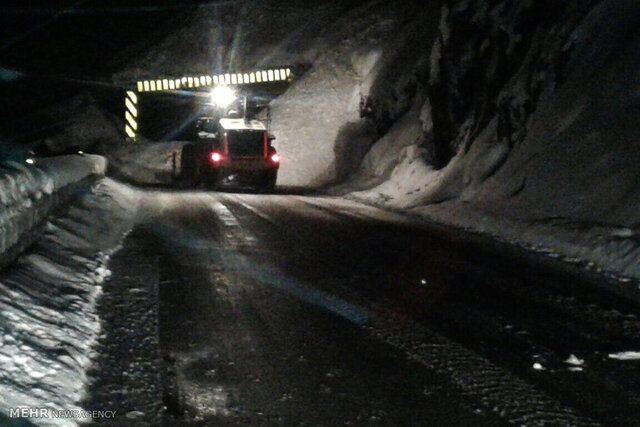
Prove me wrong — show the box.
[134,68,292,93]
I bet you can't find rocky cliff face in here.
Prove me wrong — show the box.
[428,0,577,168]
[412,0,640,219]
[346,0,637,212]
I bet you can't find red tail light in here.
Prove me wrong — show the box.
[270,153,280,164]
[209,152,222,164]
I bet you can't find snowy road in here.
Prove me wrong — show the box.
[89,189,640,425]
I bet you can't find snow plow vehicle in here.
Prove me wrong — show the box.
[180,87,279,191]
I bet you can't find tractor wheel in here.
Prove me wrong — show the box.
[260,174,277,193]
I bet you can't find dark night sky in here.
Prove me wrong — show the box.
[0,1,212,140]
[0,1,212,76]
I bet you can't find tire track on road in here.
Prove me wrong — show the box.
[214,195,597,425]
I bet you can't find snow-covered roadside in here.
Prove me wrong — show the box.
[0,178,138,426]
[0,155,106,268]
[412,203,640,283]
[345,190,640,288]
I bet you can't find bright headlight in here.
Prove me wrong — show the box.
[210,86,236,108]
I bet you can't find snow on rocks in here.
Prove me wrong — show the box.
[0,178,138,424]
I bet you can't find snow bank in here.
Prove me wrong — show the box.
[0,155,106,269]
[0,178,137,425]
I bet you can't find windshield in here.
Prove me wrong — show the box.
[227,130,265,157]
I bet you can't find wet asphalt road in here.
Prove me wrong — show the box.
[127,189,640,426]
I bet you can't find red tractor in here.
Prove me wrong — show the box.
[180,88,279,191]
